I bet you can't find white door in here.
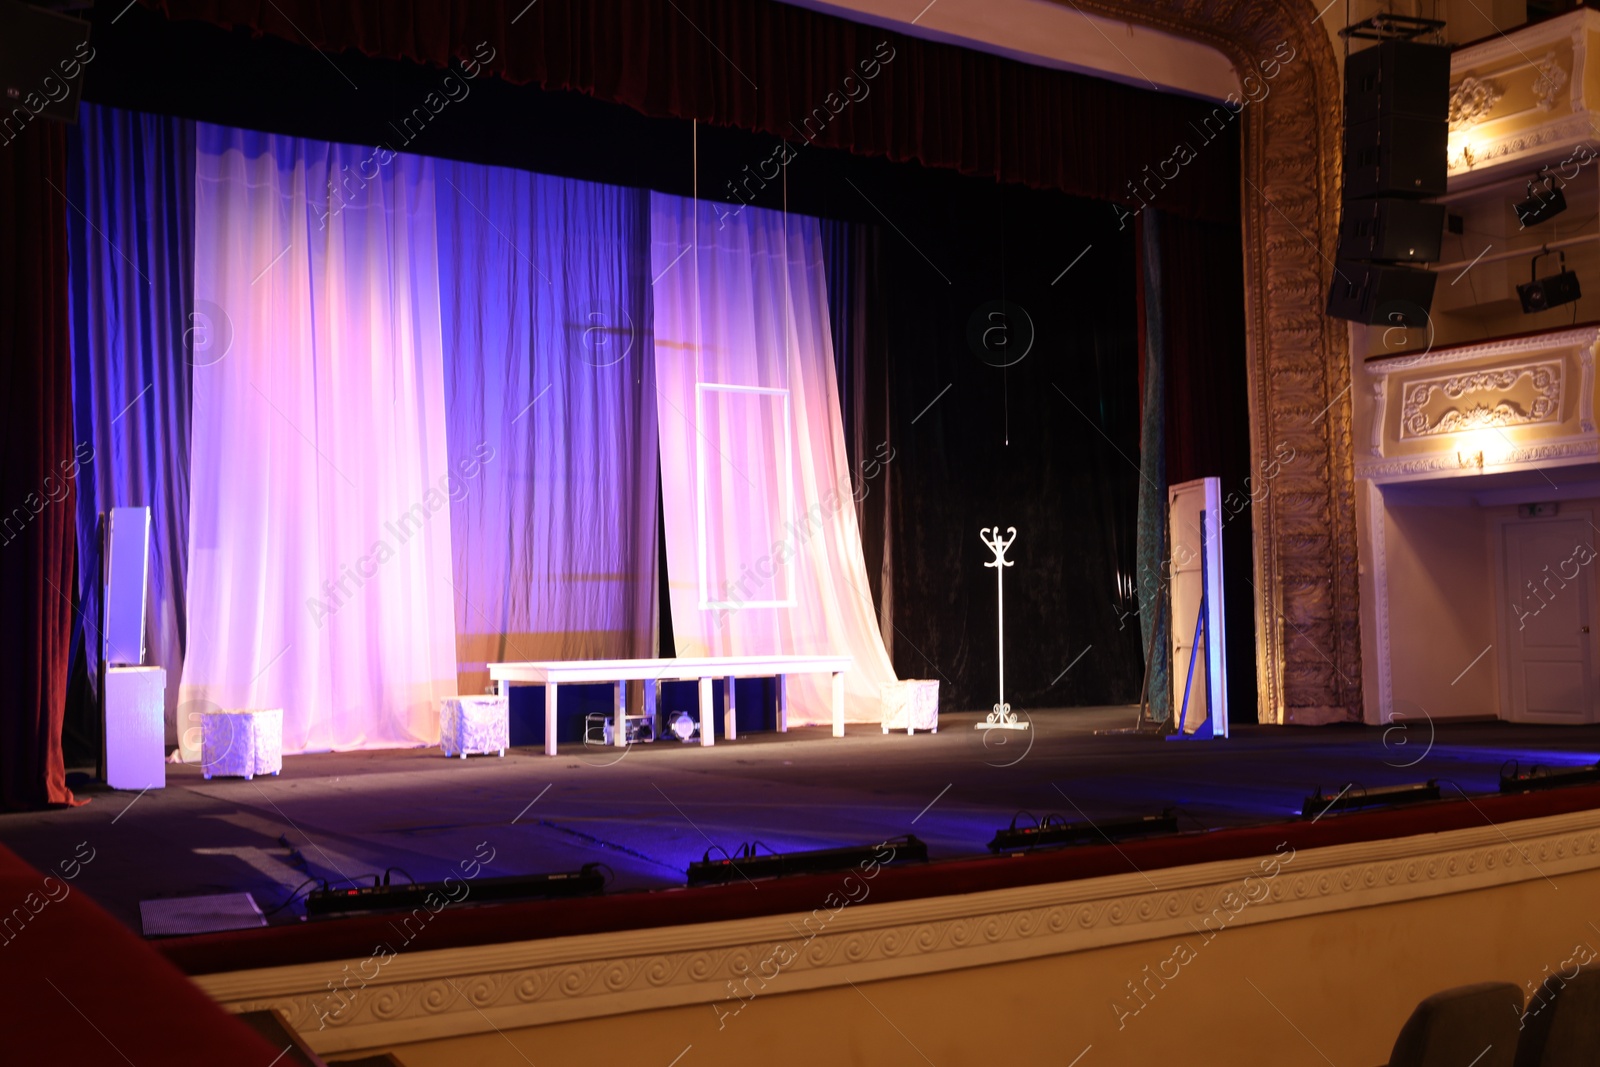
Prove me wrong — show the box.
[1502,519,1597,724]
[1168,477,1227,737]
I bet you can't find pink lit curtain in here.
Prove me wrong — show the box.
[180,124,459,752]
[650,193,896,723]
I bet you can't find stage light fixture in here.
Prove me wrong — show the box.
[685,835,927,887]
[1514,169,1567,228]
[667,710,698,742]
[305,864,606,918]
[1518,249,1582,314]
[1300,781,1440,818]
[1499,761,1600,794]
[987,809,1178,853]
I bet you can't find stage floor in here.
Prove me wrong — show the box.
[5,706,1600,935]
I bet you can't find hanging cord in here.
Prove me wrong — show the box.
[1000,188,1009,446]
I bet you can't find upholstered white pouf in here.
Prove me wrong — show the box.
[200,708,283,780]
[440,696,509,758]
[880,680,939,734]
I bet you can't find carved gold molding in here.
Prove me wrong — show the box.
[197,806,1600,1054]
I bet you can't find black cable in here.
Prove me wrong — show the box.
[1455,231,1492,340]
[261,877,323,916]
[382,866,416,887]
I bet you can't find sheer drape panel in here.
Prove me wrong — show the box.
[434,161,658,689]
[651,194,895,723]
[66,104,196,748]
[182,126,458,753]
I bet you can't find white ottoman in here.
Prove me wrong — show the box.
[880,680,939,734]
[201,708,283,780]
[440,696,509,758]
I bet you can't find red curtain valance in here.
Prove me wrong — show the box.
[141,0,1241,222]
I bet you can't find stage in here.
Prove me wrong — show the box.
[6,707,1599,947]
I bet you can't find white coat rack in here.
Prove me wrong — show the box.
[977,525,1028,731]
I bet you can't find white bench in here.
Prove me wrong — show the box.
[487,655,852,756]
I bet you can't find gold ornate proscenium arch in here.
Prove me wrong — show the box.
[1057,0,1359,724]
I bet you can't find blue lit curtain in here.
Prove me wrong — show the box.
[434,161,659,693]
[67,112,663,751]
[66,103,196,747]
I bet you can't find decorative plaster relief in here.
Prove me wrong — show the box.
[1449,75,1505,129]
[1398,361,1563,439]
[1533,51,1569,111]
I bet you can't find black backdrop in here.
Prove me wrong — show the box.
[76,3,1244,718]
[829,163,1145,710]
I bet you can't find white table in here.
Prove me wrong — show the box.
[487,655,852,756]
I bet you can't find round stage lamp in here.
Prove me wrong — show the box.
[667,711,698,743]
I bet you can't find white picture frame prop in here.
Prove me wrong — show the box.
[103,505,151,667]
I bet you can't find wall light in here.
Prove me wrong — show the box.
[1456,428,1515,471]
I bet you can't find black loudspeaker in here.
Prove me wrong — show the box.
[1327,261,1438,325]
[1343,41,1451,126]
[1343,116,1449,199]
[0,0,92,131]
[1337,198,1446,262]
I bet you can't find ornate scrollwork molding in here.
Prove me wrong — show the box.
[1450,75,1505,129]
[1533,51,1569,110]
[1367,326,1600,375]
[197,807,1600,1053]
[1398,362,1564,438]
[1356,437,1600,482]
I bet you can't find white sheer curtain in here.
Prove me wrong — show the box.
[180,125,458,753]
[651,193,896,723]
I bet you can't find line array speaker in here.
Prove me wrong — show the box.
[1336,198,1446,263]
[1326,260,1438,326]
[1327,36,1450,325]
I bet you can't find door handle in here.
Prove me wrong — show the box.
[1583,626,1591,634]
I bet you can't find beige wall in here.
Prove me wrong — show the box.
[1383,496,1499,718]
[1363,482,1600,725]
[381,866,1600,1067]
[204,809,1600,1062]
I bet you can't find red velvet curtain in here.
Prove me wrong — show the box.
[1152,209,1257,720]
[141,0,1239,223]
[0,123,80,809]
[1161,213,1250,487]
